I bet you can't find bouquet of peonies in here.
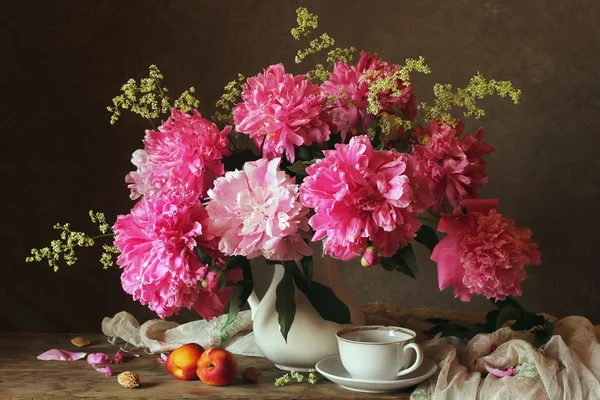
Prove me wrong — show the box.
[27,8,542,340]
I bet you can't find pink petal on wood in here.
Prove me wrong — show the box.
[114,348,139,364]
[87,353,111,365]
[485,365,516,377]
[157,353,168,364]
[37,349,87,361]
[92,364,113,377]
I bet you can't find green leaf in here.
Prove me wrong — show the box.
[287,161,311,176]
[534,320,554,347]
[481,309,500,333]
[238,258,253,307]
[415,225,439,253]
[222,257,253,329]
[495,306,524,330]
[194,247,214,266]
[393,139,406,153]
[300,256,313,287]
[367,115,380,131]
[293,274,352,324]
[394,244,418,279]
[224,255,244,271]
[275,265,296,342]
[493,297,526,311]
[380,257,399,271]
[380,245,418,278]
[224,284,244,329]
[511,312,546,331]
[424,322,475,339]
[390,105,409,120]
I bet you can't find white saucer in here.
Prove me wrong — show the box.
[315,355,438,394]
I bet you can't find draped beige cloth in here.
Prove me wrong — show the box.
[362,303,600,400]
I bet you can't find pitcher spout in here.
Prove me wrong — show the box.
[246,290,260,320]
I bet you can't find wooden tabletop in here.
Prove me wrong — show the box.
[0,333,413,399]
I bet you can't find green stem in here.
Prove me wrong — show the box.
[146,117,156,130]
[91,233,116,240]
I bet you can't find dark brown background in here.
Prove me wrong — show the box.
[2,0,598,333]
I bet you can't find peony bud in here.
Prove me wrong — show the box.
[202,269,227,293]
[361,246,381,268]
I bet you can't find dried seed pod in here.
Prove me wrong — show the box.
[70,336,91,347]
[241,367,261,383]
[117,371,140,389]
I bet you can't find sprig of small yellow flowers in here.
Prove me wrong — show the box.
[26,211,118,271]
[212,73,246,126]
[378,112,410,143]
[292,8,356,82]
[364,57,432,116]
[274,369,320,387]
[107,65,200,125]
[420,72,522,126]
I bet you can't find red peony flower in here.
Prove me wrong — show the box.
[412,119,494,212]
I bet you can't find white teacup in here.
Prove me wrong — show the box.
[336,325,423,381]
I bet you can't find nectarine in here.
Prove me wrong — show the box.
[165,343,205,380]
[196,348,238,386]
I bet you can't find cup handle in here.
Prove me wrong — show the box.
[397,343,423,377]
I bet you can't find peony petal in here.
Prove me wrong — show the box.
[114,348,139,364]
[460,198,499,214]
[37,349,87,361]
[157,353,168,364]
[87,353,112,365]
[431,236,463,291]
[485,365,516,378]
[92,364,113,377]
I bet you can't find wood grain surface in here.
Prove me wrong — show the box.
[0,334,413,399]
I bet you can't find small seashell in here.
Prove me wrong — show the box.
[71,336,91,347]
[117,371,140,389]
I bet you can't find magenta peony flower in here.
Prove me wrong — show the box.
[300,135,432,261]
[412,120,495,212]
[206,157,312,261]
[125,109,230,200]
[431,199,542,301]
[113,190,238,320]
[233,64,329,163]
[321,51,416,141]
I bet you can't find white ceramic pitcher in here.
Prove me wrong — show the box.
[247,246,365,371]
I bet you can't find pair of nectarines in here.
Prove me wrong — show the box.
[165,343,238,386]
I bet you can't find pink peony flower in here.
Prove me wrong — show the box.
[206,157,312,261]
[300,135,432,261]
[113,190,239,320]
[412,120,495,212]
[431,199,542,301]
[321,51,416,141]
[125,109,230,200]
[233,64,330,163]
